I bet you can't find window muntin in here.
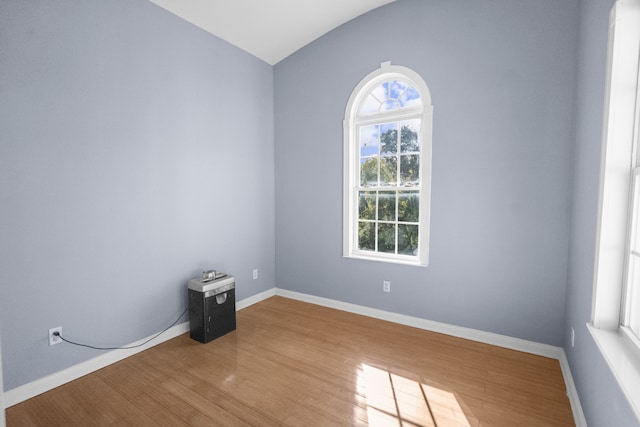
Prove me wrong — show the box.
[344,63,432,266]
[358,80,422,115]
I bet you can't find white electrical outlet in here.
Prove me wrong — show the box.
[383,280,391,293]
[253,269,258,280]
[49,327,62,346]
[571,327,575,348]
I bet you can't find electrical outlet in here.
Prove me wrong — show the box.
[49,327,62,346]
[571,327,575,348]
[383,280,391,293]
[253,269,258,280]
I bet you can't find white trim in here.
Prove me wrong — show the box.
[274,288,585,424]
[589,0,640,422]
[4,321,190,408]
[236,287,276,311]
[559,350,588,427]
[3,289,275,408]
[592,0,640,330]
[343,62,433,267]
[588,323,640,421]
[3,286,586,426]
[276,288,560,358]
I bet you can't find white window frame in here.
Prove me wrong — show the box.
[343,62,433,266]
[589,0,640,420]
[623,167,640,346]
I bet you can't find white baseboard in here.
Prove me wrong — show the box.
[4,321,190,408]
[4,286,586,427]
[276,288,561,358]
[3,289,275,408]
[236,287,276,311]
[274,288,586,425]
[559,349,587,427]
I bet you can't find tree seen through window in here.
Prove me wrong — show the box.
[358,121,420,255]
[344,63,432,265]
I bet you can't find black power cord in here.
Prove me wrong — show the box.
[53,307,189,350]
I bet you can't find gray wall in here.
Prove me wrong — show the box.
[274,0,578,346]
[564,0,639,424]
[3,0,637,424]
[0,0,275,391]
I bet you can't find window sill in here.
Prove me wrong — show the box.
[343,253,427,267]
[587,323,640,420]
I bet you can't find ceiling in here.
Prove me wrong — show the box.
[148,0,396,65]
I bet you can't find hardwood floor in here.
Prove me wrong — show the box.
[6,296,575,426]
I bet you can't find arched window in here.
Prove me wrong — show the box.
[343,62,433,266]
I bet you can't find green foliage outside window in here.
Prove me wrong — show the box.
[360,123,420,187]
[347,71,430,265]
[357,116,421,255]
[357,190,420,254]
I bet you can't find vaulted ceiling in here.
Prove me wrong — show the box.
[148,0,396,65]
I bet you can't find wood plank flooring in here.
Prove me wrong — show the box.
[6,296,575,426]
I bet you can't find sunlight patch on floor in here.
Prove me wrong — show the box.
[357,363,471,426]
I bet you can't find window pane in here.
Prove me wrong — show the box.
[370,84,386,103]
[378,223,396,253]
[628,255,640,337]
[380,156,397,186]
[381,99,401,111]
[398,191,419,222]
[360,157,379,187]
[400,155,420,185]
[358,80,422,115]
[401,120,420,153]
[358,222,375,251]
[398,85,421,108]
[360,124,379,158]
[378,191,396,221]
[380,123,398,155]
[347,66,430,264]
[389,80,409,100]
[359,94,381,115]
[398,224,419,255]
[358,191,376,220]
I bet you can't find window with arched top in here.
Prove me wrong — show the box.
[343,62,433,266]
